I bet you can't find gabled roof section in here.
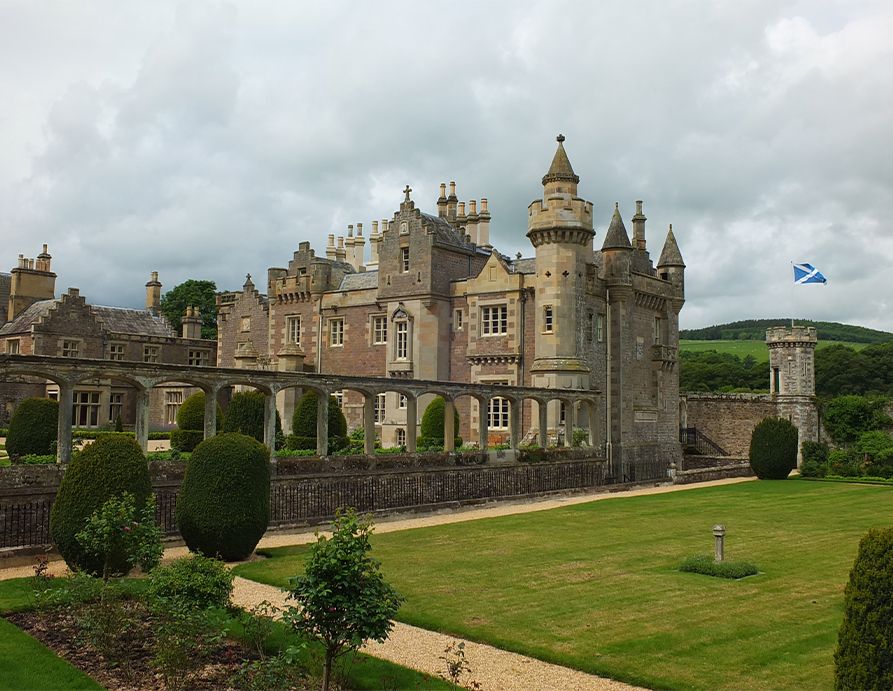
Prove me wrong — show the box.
[510,257,537,274]
[657,224,685,268]
[91,305,175,337]
[542,134,580,186]
[0,299,54,335]
[338,271,379,291]
[420,212,475,250]
[601,203,632,250]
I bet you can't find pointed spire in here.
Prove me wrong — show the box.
[542,134,580,186]
[657,224,685,267]
[601,202,632,250]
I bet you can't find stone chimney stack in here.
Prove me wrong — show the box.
[354,222,366,271]
[447,181,458,221]
[145,271,162,315]
[336,236,346,262]
[437,183,448,218]
[466,200,479,244]
[326,234,337,260]
[181,305,202,339]
[478,197,491,247]
[7,245,57,321]
[632,200,647,251]
[367,221,381,270]
[345,225,356,268]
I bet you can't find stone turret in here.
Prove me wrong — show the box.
[767,325,819,466]
[657,223,685,304]
[601,204,633,287]
[528,135,593,405]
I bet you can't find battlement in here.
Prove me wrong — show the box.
[766,325,818,347]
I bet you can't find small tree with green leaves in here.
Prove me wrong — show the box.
[285,510,403,691]
[835,527,893,689]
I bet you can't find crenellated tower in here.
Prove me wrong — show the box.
[767,325,819,465]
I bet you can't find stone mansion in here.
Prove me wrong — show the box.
[218,136,686,466]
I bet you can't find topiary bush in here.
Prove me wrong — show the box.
[6,397,58,459]
[176,433,270,561]
[170,429,204,453]
[418,397,461,450]
[172,392,223,452]
[221,390,282,446]
[49,435,152,575]
[146,553,234,610]
[835,527,893,689]
[748,417,798,479]
[291,391,347,453]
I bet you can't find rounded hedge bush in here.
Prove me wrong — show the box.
[420,397,459,439]
[6,397,58,459]
[292,391,347,440]
[49,435,152,574]
[835,527,893,688]
[221,390,281,444]
[748,417,798,479]
[176,433,270,561]
[176,391,224,432]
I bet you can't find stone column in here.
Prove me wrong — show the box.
[316,391,329,456]
[363,394,376,456]
[277,344,305,434]
[135,388,150,453]
[203,385,218,440]
[263,390,278,451]
[443,399,456,452]
[56,382,73,464]
[563,400,576,447]
[509,398,521,450]
[405,395,417,452]
[478,397,488,450]
[538,400,548,448]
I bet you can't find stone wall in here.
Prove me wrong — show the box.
[682,394,777,457]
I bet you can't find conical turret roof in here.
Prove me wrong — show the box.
[601,203,632,250]
[657,224,685,267]
[542,134,580,186]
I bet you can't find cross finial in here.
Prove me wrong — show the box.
[557,133,565,143]
[403,184,412,202]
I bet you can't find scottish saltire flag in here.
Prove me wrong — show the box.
[793,262,827,285]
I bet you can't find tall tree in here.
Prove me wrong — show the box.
[159,279,217,340]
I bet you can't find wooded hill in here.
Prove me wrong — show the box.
[680,319,893,344]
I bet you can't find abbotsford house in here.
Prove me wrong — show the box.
[0,136,688,469]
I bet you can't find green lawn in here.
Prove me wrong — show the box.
[235,480,893,690]
[680,339,867,360]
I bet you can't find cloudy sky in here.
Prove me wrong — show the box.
[2,1,891,331]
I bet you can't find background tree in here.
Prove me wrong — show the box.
[285,510,403,691]
[159,279,218,339]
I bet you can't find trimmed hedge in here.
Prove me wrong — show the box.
[171,429,204,453]
[835,527,893,688]
[679,554,758,579]
[292,391,347,440]
[221,390,281,445]
[748,417,798,479]
[175,392,223,433]
[176,433,270,561]
[49,435,152,575]
[6,398,58,458]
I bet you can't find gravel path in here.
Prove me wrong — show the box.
[0,477,754,688]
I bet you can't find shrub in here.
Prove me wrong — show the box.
[222,390,282,445]
[748,417,798,479]
[6,397,58,458]
[147,554,234,610]
[801,440,829,466]
[828,449,860,477]
[835,527,893,688]
[175,392,223,432]
[679,554,758,579]
[292,391,347,440]
[50,435,153,575]
[177,433,270,561]
[170,429,204,453]
[419,397,460,446]
[823,395,892,444]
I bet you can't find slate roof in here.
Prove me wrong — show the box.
[542,135,580,186]
[657,226,685,268]
[510,258,537,274]
[601,204,632,250]
[338,271,379,291]
[0,298,174,337]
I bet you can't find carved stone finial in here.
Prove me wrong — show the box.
[557,133,565,143]
[403,184,412,202]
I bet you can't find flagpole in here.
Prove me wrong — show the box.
[790,261,795,328]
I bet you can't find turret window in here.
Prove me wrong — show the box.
[481,305,508,336]
[543,305,554,333]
